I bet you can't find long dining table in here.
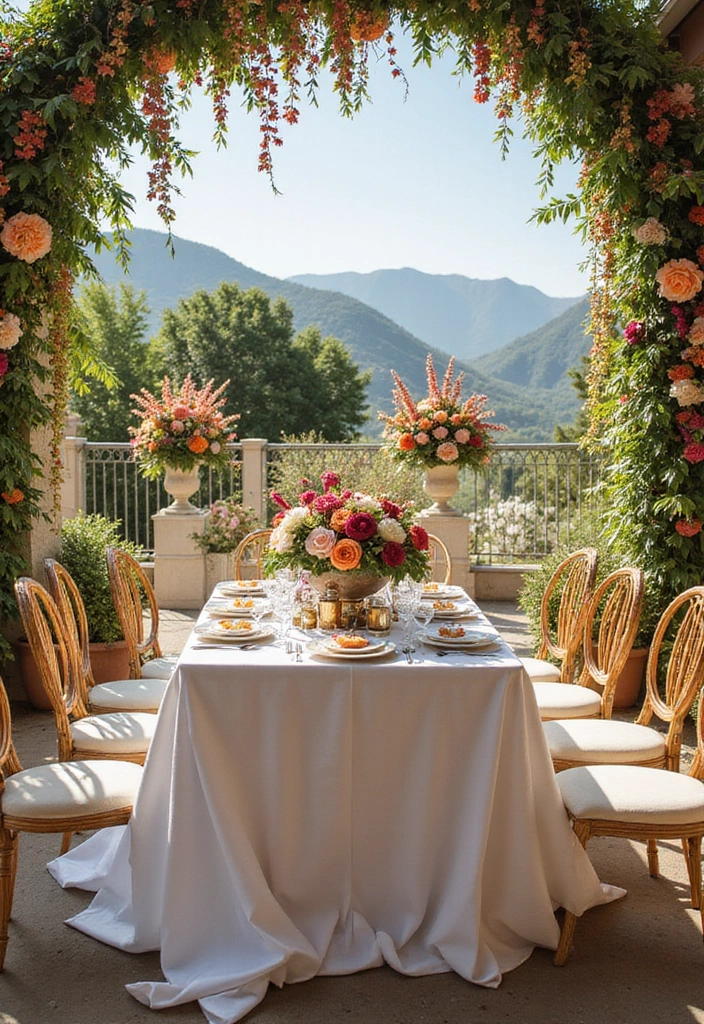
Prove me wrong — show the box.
[48,586,621,1024]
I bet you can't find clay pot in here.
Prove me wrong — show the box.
[12,638,132,709]
[613,646,650,710]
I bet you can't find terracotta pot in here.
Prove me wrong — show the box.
[613,646,650,710]
[11,638,132,709]
[422,464,460,516]
[309,571,389,601]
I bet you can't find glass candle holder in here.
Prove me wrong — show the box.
[366,596,391,637]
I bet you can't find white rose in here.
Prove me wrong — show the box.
[352,494,382,514]
[378,517,406,543]
[270,525,294,553]
[280,506,310,534]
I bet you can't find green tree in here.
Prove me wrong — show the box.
[293,326,370,440]
[151,283,370,440]
[71,283,151,441]
[553,359,590,443]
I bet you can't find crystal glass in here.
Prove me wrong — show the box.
[394,577,422,649]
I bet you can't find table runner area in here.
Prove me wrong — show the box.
[48,605,622,1024]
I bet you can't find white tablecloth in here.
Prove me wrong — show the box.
[49,608,621,1024]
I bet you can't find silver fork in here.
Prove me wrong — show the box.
[295,642,303,663]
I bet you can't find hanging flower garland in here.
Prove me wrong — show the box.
[2,0,704,653]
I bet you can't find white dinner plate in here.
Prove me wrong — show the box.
[307,640,396,660]
[420,584,466,601]
[205,598,270,618]
[425,603,481,620]
[321,635,388,656]
[194,621,275,643]
[419,628,499,649]
[217,580,266,597]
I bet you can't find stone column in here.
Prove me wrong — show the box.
[417,510,474,597]
[240,438,267,520]
[152,509,210,609]
[60,436,87,520]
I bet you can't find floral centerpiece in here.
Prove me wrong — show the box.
[191,498,260,554]
[129,374,239,479]
[379,355,506,469]
[264,471,430,594]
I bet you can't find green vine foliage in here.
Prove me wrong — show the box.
[2,0,704,651]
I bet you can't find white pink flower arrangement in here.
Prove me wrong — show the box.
[263,471,430,583]
[378,354,506,469]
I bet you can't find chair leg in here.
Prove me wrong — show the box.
[554,819,590,965]
[647,838,659,878]
[0,828,18,971]
[60,831,73,856]
[684,836,702,913]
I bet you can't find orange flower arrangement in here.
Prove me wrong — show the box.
[330,537,363,570]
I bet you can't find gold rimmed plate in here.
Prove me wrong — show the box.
[217,580,266,597]
[307,640,396,660]
[205,598,271,618]
[419,629,499,649]
[194,622,275,643]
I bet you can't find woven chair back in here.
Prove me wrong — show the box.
[45,558,95,694]
[581,566,645,720]
[233,529,272,580]
[540,547,598,682]
[14,577,87,759]
[106,547,160,678]
[637,586,704,771]
[0,675,22,785]
[425,534,452,585]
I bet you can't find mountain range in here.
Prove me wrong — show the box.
[88,229,592,440]
[288,268,582,361]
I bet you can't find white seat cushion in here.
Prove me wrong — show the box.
[543,719,666,765]
[2,759,142,820]
[558,764,704,826]
[88,676,168,713]
[141,655,179,679]
[521,656,561,682]
[70,712,157,755]
[533,682,602,720]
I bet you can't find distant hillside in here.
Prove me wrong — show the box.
[288,268,582,360]
[88,229,582,439]
[469,298,591,394]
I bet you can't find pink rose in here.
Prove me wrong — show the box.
[0,312,22,350]
[450,414,463,425]
[414,431,429,445]
[688,318,704,346]
[632,218,667,245]
[432,426,449,439]
[209,441,221,454]
[172,405,189,420]
[454,428,470,444]
[305,527,336,558]
[170,420,185,433]
[436,442,459,463]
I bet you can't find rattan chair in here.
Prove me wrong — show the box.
[45,559,168,714]
[106,547,179,680]
[425,533,452,585]
[232,529,272,580]
[520,548,598,685]
[554,680,704,965]
[15,577,157,767]
[544,586,704,772]
[533,567,644,722]
[0,672,141,969]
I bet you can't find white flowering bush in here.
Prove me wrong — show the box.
[468,493,556,561]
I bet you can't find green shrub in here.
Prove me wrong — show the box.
[60,514,142,644]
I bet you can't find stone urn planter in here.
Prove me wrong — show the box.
[163,466,202,514]
[422,464,460,516]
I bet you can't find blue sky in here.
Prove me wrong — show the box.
[12,3,588,296]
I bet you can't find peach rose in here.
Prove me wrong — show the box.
[436,442,459,463]
[0,212,52,263]
[0,312,22,350]
[655,259,704,302]
[632,217,667,245]
[330,508,353,532]
[688,318,704,346]
[418,418,433,431]
[433,410,449,424]
[329,538,363,571]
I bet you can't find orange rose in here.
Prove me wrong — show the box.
[330,538,363,571]
[187,436,209,454]
[418,418,432,431]
[330,508,353,532]
[433,410,449,424]
[2,488,24,504]
[655,258,704,302]
[0,212,52,263]
[398,433,415,451]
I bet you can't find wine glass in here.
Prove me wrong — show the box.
[413,599,434,646]
[394,578,422,650]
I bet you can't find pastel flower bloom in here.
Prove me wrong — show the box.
[305,526,336,558]
[656,259,704,303]
[170,420,185,433]
[0,212,52,263]
[0,312,22,350]
[670,379,704,406]
[330,507,353,532]
[352,494,382,514]
[632,217,667,245]
[281,506,310,534]
[432,426,449,439]
[378,517,406,543]
[436,442,460,463]
[414,432,429,445]
[688,318,704,346]
[454,428,470,444]
[209,441,221,454]
[433,410,449,424]
[270,526,293,552]
[172,405,189,420]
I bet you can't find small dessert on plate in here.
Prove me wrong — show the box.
[437,625,466,639]
[217,619,254,632]
[331,634,370,650]
[433,600,456,611]
[230,598,254,609]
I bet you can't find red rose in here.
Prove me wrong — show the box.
[382,541,406,567]
[380,498,403,519]
[345,512,378,541]
[468,435,484,447]
[409,525,429,551]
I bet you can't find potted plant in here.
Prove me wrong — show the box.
[190,498,261,591]
[130,374,239,513]
[378,355,506,515]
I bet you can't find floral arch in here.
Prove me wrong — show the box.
[1,0,704,644]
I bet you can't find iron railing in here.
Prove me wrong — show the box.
[80,441,602,563]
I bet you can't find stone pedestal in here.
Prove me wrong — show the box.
[417,511,473,596]
[153,509,210,609]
